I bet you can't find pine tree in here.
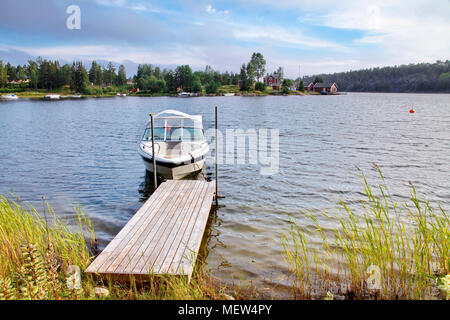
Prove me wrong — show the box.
[72,61,89,93]
[239,64,250,91]
[116,65,127,86]
[26,60,39,89]
[246,62,255,87]
[0,61,8,87]
[88,61,98,84]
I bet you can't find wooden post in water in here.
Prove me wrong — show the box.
[150,113,158,189]
[215,106,218,203]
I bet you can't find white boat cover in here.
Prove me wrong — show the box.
[148,109,203,129]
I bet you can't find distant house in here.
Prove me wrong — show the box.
[313,82,338,94]
[264,72,282,90]
[293,80,314,91]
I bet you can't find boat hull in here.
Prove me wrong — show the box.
[44,95,61,100]
[1,95,19,100]
[141,155,205,179]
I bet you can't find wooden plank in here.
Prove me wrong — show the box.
[96,181,179,273]
[157,181,210,275]
[85,180,216,280]
[85,181,174,273]
[165,184,210,275]
[106,180,189,274]
[153,181,205,274]
[175,181,215,277]
[139,181,206,275]
[129,180,204,274]
[118,180,196,274]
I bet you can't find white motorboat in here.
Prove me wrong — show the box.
[1,93,19,100]
[44,94,60,100]
[138,110,209,179]
[223,93,235,96]
[178,92,191,97]
[61,94,82,99]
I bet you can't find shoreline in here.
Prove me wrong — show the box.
[2,90,333,100]
[4,89,449,101]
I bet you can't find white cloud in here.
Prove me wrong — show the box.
[246,0,450,65]
[265,54,366,78]
[300,0,450,64]
[206,4,229,15]
[94,0,127,7]
[206,4,216,13]
[232,25,348,51]
[3,43,248,73]
[93,0,179,15]
[6,44,206,66]
[4,0,448,77]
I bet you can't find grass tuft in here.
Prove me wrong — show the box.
[282,167,449,300]
[0,196,235,300]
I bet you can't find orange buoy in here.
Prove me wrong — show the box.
[409,109,415,114]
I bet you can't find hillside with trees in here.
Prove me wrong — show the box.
[300,60,450,93]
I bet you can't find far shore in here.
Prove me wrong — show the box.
[5,89,446,101]
[2,89,346,100]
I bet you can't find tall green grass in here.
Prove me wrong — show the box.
[0,196,233,300]
[0,196,94,278]
[282,167,449,300]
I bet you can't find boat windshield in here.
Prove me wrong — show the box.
[142,127,205,142]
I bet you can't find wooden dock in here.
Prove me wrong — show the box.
[85,180,216,281]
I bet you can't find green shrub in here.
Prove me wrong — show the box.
[191,80,203,93]
[255,82,266,92]
[205,81,219,94]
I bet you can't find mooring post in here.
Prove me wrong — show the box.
[150,113,158,189]
[215,106,218,203]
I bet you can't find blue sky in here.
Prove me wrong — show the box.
[0,0,449,78]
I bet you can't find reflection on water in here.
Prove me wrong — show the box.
[137,171,160,202]
[1,93,450,298]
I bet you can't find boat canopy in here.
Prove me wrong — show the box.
[148,109,203,129]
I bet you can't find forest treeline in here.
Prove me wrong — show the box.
[0,52,291,94]
[0,56,261,94]
[0,57,241,94]
[0,58,127,94]
[2,55,449,94]
[301,60,450,92]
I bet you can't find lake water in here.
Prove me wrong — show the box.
[1,93,449,297]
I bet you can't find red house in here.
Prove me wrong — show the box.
[305,82,314,91]
[313,82,338,94]
[264,73,281,90]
